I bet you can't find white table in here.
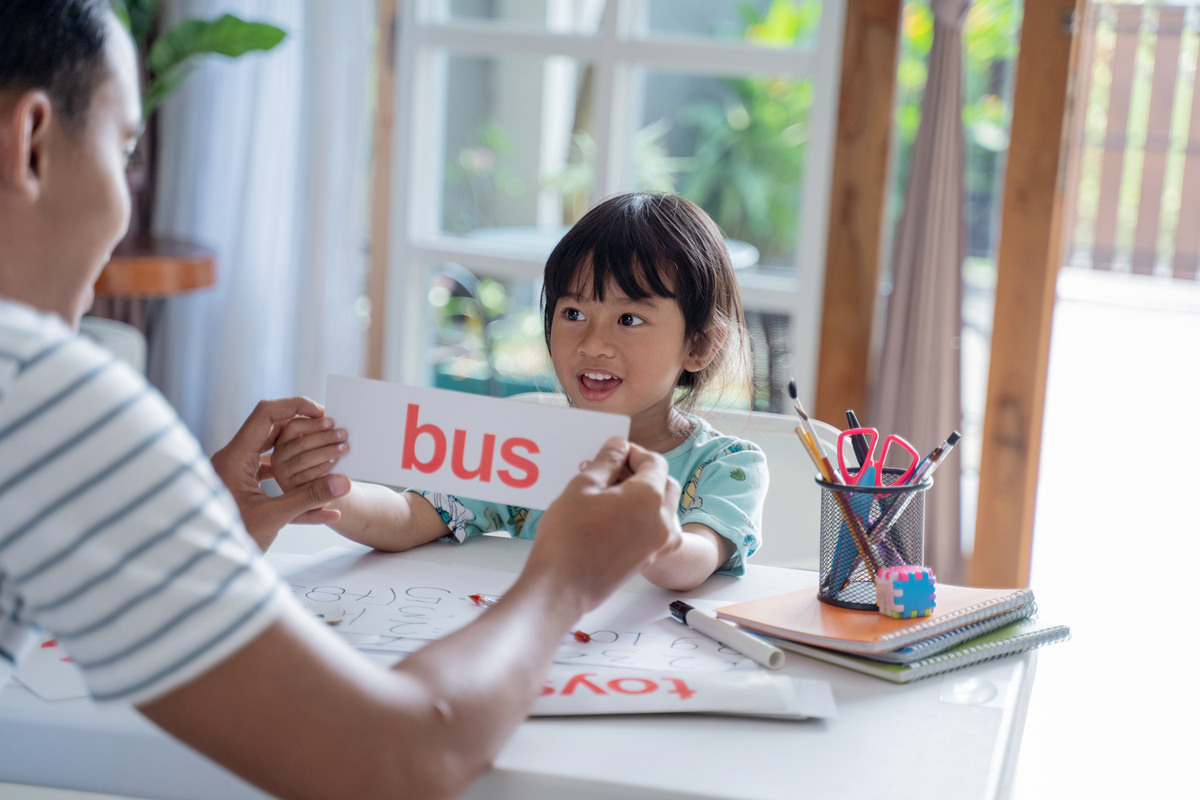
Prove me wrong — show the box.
[0,531,1036,800]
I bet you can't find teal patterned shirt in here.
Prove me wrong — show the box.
[410,413,768,576]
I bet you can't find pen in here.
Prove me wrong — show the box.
[668,601,784,670]
[470,594,592,643]
[906,430,962,487]
[844,409,870,476]
[834,431,963,592]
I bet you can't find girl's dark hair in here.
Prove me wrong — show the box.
[0,0,113,131]
[542,192,748,409]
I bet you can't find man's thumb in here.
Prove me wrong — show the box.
[577,437,630,488]
[273,474,351,525]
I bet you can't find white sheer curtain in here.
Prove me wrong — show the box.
[150,0,372,454]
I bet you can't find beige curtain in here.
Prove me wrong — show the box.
[871,0,971,583]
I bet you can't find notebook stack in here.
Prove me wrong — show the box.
[715,584,1070,684]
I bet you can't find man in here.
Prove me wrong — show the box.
[0,2,683,798]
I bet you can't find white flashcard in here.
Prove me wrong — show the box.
[324,375,629,509]
[531,667,836,720]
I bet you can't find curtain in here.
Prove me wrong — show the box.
[871,0,970,583]
[149,0,372,454]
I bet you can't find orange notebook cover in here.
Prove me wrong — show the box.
[715,584,1035,655]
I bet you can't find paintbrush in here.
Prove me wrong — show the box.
[786,379,881,578]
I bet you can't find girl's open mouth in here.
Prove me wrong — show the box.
[578,371,623,401]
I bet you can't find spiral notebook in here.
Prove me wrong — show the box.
[767,617,1071,683]
[858,603,1040,664]
[715,583,1036,655]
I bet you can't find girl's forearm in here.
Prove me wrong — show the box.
[329,483,448,551]
[640,524,734,592]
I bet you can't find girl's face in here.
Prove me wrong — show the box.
[549,274,713,447]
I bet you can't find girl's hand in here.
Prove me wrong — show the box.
[269,415,349,494]
[211,398,351,551]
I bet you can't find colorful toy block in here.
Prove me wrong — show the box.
[875,565,936,619]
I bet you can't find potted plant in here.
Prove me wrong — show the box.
[111,0,287,238]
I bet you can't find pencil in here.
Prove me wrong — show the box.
[786,380,881,578]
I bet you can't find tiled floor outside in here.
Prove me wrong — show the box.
[1009,267,1199,798]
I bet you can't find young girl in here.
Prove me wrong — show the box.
[273,193,767,591]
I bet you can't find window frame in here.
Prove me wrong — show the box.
[380,0,848,409]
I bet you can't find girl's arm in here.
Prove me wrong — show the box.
[269,416,450,551]
[640,523,735,592]
[644,438,767,591]
[325,483,451,551]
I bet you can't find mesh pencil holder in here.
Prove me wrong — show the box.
[815,470,933,610]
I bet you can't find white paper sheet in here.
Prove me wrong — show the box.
[268,549,759,673]
[12,635,89,702]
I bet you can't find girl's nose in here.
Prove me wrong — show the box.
[578,323,615,357]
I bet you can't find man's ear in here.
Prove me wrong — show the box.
[684,322,728,373]
[0,90,52,199]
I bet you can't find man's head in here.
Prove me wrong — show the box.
[0,0,142,328]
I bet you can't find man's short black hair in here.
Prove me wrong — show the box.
[0,0,114,128]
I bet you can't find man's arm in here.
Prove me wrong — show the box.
[140,439,679,800]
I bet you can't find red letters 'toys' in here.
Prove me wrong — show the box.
[400,403,539,488]
[539,673,697,700]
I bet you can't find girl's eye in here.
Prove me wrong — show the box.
[619,313,645,327]
[563,307,585,321]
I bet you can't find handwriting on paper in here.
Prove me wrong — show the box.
[268,549,755,673]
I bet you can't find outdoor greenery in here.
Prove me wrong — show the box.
[443,122,526,233]
[893,0,1022,259]
[676,0,820,264]
[430,0,1024,396]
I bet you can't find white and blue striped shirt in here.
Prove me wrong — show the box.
[0,299,285,704]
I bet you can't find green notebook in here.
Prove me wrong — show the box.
[772,617,1071,683]
[859,603,1040,664]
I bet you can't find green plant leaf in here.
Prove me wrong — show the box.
[147,15,287,76]
[110,0,131,32]
[142,65,194,116]
[112,0,164,46]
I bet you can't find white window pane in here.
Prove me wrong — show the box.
[438,53,588,243]
[431,0,605,34]
[640,0,823,49]
[429,264,554,396]
[744,310,793,412]
[639,70,813,269]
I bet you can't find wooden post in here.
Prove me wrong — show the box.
[366,0,399,380]
[814,0,902,424]
[970,0,1084,589]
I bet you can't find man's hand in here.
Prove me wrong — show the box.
[211,398,351,551]
[529,437,683,615]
